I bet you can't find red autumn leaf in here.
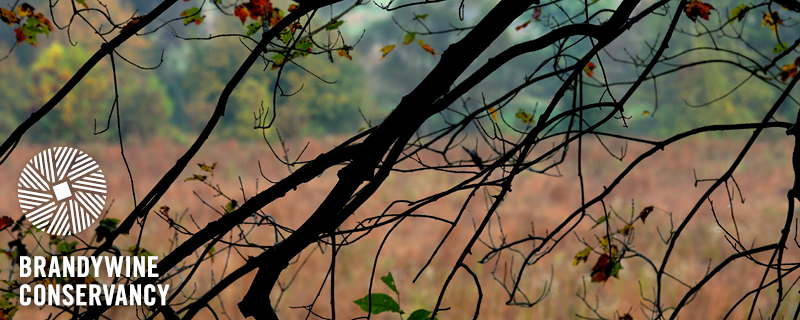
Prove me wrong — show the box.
[584,62,596,77]
[13,27,24,44]
[0,216,13,232]
[590,253,622,283]
[0,8,20,25]
[515,20,531,31]
[121,15,145,33]
[590,254,612,282]
[684,0,716,22]
[638,206,654,223]
[532,7,542,21]
[234,5,250,24]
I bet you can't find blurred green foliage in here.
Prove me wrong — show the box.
[0,0,795,143]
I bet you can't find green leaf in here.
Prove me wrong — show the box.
[224,200,238,214]
[271,53,285,68]
[181,7,204,26]
[403,32,416,45]
[380,272,398,294]
[610,259,623,278]
[99,218,120,229]
[728,4,749,22]
[326,20,344,30]
[353,293,402,314]
[57,241,78,254]
[128,245,153,257]
[295,39,313,52]
[26,15,50,36]
[590,215,608,230]
[75,0,88,8]
[205,244,216,262]
[773,42,789,54]
[246,22,262,37]
[279,28,293,44]
[408,309,438,320]
[415,14,429,20]
[17,13,53,46]
[96,218,120,243]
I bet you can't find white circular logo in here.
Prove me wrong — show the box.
[17,147,107,235]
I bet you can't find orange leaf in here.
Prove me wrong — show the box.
[338,49,352,60]
[0,8,20,25]
[684,0,716,21]
[779,61,798,84]
[234,5,250,24]
[0,216,13,232]
[418,40,436,56]
[380,44,395,59]
[584,62,596,77]
[288,4,299,11]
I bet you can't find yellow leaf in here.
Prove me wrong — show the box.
[642,110,650,115]
[487,106,498,122]
[515,108,534,124]
[762,11,783,33]
[198,162,216,172]
[184,174,207,182]
[573,246,592,266]
[380,45,395,59]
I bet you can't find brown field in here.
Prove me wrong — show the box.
[0,133,797,319]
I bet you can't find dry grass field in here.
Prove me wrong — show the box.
[0,133,796,319]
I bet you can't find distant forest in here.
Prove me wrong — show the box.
[0,0,794,142]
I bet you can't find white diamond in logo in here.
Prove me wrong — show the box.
[53,181,72,201]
